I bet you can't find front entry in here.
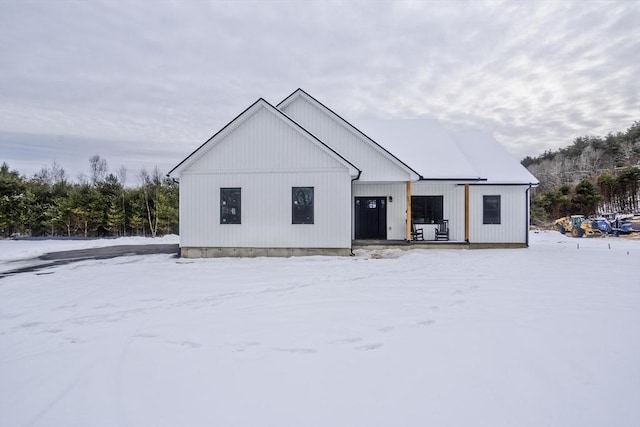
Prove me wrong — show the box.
[355,197,387,239]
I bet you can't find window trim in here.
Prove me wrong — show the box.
[220,187,241,224]
[483,195,501,225]
[292,186,314,225]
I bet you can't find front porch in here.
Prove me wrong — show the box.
[352,239,470,250]
[352,240,527,250]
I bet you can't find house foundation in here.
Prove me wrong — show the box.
[180,247,351,258]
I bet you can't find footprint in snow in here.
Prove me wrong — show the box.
[330,337,363,345]
[234,342,261,352]
[133,333,157,339]
[417,319,436,326]
[355,343,383,351]
[0,313,22,319]
[19,321,42,329]
[54,304,77,311]
[62,336,87,344]
[166,340,202,349]
[273,347,317,354]
[92,303,117,309]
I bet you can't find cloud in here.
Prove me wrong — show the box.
[0,0,638,177]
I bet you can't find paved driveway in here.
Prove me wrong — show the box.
[0,244,179,278]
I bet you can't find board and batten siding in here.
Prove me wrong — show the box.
[185,106,342,173]
[179,171,352,248]
[409,183,529,243]
[178,104,353,250]
[468,185,529,244]
[280,97,413,182]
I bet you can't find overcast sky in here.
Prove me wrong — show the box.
[1,0,638,180]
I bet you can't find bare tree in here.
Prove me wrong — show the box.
[138,168,161,238]
[89,155,108,186]
[34,161,67,185]
[118,166,127,236]
[576,146,603,176]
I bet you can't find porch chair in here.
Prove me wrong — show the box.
[434,219,449,241]
[411,222,424,241]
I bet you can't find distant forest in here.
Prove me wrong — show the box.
[0,156,178,238]
[524,122,640,223]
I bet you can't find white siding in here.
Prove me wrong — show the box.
[180,171,352,248]
[281,97,413,182]
[187,106,342,173]
[178,104,353,249]
[342,163,528,245]
[409,183,529,243]
[411,182,465,241]
[469,185,529,243]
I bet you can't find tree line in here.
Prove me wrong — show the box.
[3,123,639,235]
[524,122,640,224]
[0,156,178,238]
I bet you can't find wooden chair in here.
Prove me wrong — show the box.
[434,219,449,241]
[411,222,424,241]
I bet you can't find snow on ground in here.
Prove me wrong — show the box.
[0,234,179,263]
[0,232,639,427]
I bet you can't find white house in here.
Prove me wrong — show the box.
[168,89,539,257]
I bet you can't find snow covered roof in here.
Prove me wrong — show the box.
[355,118,539,185]
[451,131,539,185]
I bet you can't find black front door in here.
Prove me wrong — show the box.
[355,197,387,239]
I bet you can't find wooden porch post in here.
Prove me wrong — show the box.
[406,181,412,241]
[464,183,470,242]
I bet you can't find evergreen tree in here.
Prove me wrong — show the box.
[0,160,180,238]
[0,163,26,236]
[571,179,602,216]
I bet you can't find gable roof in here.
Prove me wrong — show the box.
[170,89,537,186]
[278,89,420,181]
[354,118,539,185]
[168,98,360,178]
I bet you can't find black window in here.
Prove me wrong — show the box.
[292,187,314,224]
[411,196,443,224]
[483,195,501,224]
[220,188,241,224]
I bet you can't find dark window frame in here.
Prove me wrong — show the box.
[483,195,501,224]
[411,195,444,224]
[220,187,241,224]
[292,187,314,224]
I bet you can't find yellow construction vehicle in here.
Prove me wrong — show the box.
[554,215,604,237]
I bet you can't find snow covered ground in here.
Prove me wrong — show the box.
[0,234,179,263]
[0,232,638,427]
